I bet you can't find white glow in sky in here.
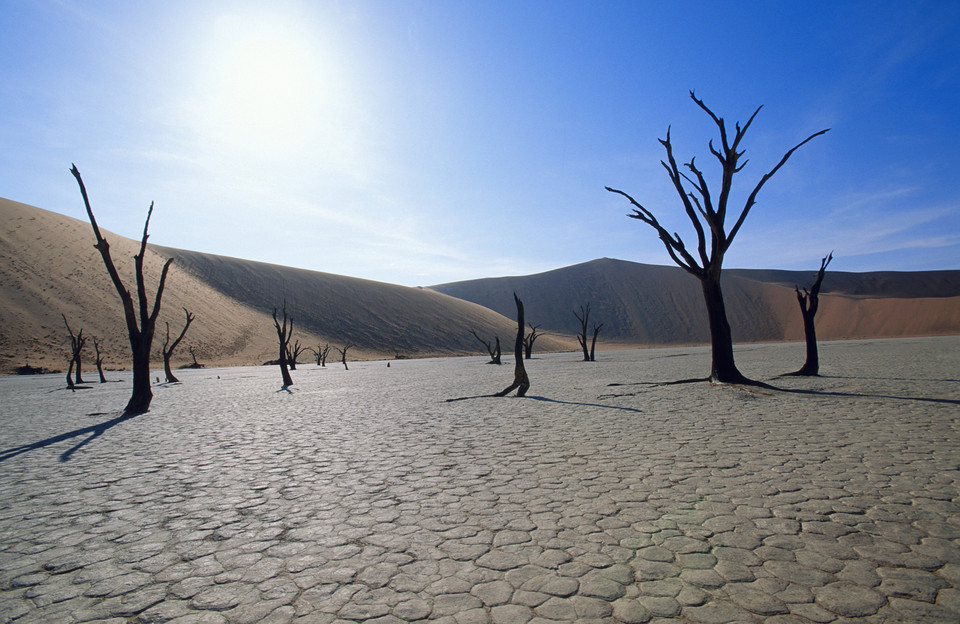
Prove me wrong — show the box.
[1,1,958,286]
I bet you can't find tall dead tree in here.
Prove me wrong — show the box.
[337,344,353,370]
[606,92,829,383]
[71,165,173,413]
[62,314,86,385]
[574,304,602,362]
[92,336,108,383]
[287,340,306,371]
[162,307,194,383]
[272,302,294,387]
[788,252,833,376]
[523,324,544,360]
[309,344,331,367]
[470,330,502,364]
[495,294,530,397]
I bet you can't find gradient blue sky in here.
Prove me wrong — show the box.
[2,1,958,286]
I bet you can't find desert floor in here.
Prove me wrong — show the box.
[1,337,959,623]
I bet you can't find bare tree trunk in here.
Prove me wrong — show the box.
[66,355,76,390]
[523,324,543,360]
[162,308,194,383]
[273,302,294,387]
[470,330,502,364]
[62,314,86,385]
[93,336,107,383]
[337,345,353,370]
[701,277,750,384]
[309,344,330,367]
[495,294,530,397]
[71,165,173,414]
[589,322,604,362]
[575,304,599,362]
[287,340,305,371]
[789,252,833,376]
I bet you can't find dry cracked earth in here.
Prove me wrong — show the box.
[1,337,959,623]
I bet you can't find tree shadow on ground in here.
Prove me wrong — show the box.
[604,379,960,406]
[0,412,139,464]
[444,394,643,413]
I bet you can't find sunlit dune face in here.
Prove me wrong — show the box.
[195,12,334,155]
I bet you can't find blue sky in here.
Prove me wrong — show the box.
[2,1,958,286]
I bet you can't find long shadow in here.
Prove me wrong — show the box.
[527,395,644,413]
[605,378,959,406]
[0,412,139,464]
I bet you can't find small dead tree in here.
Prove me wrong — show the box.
[272,302,294,387]
[62,314,86,385]
[337,344,353,370]
[606,91,828,384]
[470,330,502,364]
[495,294,531,397]
[187,346,203,368]
[162,307,194,383]
[286,340,306,371]
[788,252,833,377]
[309,344,331,367]
[574,304,602,362]
[92,336,108,383]
[523,324,544,360]
[71,165,173,414]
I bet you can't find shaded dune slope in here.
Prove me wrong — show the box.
[431,258,960,345]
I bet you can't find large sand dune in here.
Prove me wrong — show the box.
[0,198,572,374]
[432,257,960,344]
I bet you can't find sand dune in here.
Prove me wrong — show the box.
[432,257,960,345]
[0,198,572,374]
[2,198,957,374]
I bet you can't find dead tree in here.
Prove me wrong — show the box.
[574,304,602,362]
[92,336,108,383]
[286,340,306,371]
[187,346,203,368]
[495,294,531,397]
[62,314,86,385]
[337,344,353,370]
[272,302,294,386]
[523,324,544,360]
[788,252,833,376]
[162,307,194,383]
[606,92,829,384]
[309,344,331,367]
[71,165,173,414]
[470,330,502,364]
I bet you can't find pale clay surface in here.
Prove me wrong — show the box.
[1,337,959,624]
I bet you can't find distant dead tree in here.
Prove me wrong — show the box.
[92,336,108,383]
[606,91,828,384]
[272,301,294,387]
[286,340,306,371]
[337,344,353,370]
[470,330,502,364]
[187,346,203,368]
[495,294,531,397]
[71,165,173,414]
[787,252,833,376]
[574,304,603,362]
[62,314,86,386]
[162,307,194,383]
[309,344,331,367]
[523,324,544,360]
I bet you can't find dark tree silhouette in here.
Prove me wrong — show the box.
[71,165,173,413]
[495,294,531,397]
[309,344,331,367]
[272,302,294,387]
[337,344,353,370]
[162,307,194,383]
[606,92,829,384]
[523,324,544,360]
[62,314,86,386]
[574,304,602,362]
[788,252,833,377]
[470,330,502,364]
[187,346,203,368]
[92,336,108,383]
[286,340,306,371]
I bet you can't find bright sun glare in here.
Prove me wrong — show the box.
[197,12,329,155]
